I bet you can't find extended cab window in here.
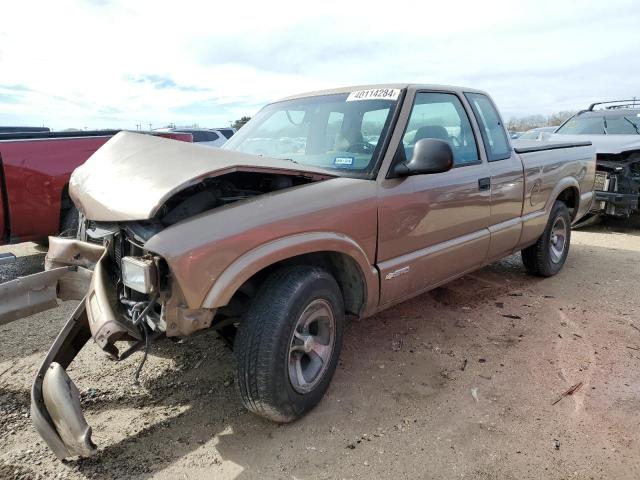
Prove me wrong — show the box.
[402,92,479,167]
[465,93,511,161]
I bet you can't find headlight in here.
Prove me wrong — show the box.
[121,256,157,294]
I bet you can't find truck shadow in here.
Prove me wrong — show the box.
[578,215,640,235]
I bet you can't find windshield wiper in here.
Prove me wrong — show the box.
[623,117,640,134]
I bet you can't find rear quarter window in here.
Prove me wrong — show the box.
[465,93,511,161]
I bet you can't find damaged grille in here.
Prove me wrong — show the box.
[109,230,144,275]
[113,233,125,274]
[594,172,608,191]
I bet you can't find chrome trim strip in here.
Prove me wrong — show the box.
[378,228,489,271]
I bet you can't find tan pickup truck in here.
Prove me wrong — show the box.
[0,84,596,459]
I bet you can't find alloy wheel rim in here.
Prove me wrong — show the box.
[549,216,568,264]
[288,299,335,394]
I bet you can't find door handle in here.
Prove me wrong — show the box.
[478,177,491,191]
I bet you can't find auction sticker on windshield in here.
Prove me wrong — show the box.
[334,156,355,167]
[347,88,400,102]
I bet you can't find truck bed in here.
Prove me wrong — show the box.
[514,140,595,238]
[0,130,191,245]
[512,140,592,154]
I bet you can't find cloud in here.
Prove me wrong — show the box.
[0,0,639,129]
[126,74,209,92]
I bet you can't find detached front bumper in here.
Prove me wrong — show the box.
[31,302,97,459]
[0,237,102,325]
[0,237,105,459]
[3,236,215,459]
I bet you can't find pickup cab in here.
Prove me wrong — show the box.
[0,84,595,459]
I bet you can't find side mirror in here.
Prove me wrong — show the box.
[393,138,454,177]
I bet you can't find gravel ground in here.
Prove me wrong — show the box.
[0,220,639,480]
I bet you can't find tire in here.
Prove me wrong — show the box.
[521,200,571,277]
[60,206,80,238]
[34,207,79,247]
[234,265,344,422]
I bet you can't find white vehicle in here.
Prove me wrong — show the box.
[547,100,640,218]
[154,127,235,147]
[517,126,557,141]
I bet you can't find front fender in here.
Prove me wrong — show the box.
[201,232,379,317]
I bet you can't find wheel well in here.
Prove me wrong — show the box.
[224,251,367,320]
[556,187,579,220]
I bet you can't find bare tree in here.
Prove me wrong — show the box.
[507,111,577,131]
[548,111,576,126]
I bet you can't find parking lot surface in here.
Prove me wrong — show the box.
[1,221,639,479]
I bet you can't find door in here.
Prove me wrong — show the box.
[465,92,525,262]
[377,91,491,305]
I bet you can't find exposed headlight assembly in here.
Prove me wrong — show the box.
[121,256,157,294]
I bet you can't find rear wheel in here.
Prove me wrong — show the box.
[234,265,344,422]
[521,201,571,276]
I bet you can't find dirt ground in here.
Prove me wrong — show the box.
[1,220,639,480]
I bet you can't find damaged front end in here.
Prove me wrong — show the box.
[592,150,640,217]
[0,238,103,458]
[1,234,215,459]
[0,238,102,325]
[2,132,336,460]
[84,222,217,360]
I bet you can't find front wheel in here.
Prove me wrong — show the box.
[234,265,344,422]
[521,200,571,277]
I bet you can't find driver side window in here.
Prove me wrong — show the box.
[403,92,479,167]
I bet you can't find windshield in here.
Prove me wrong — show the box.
[223,90,402,177]
[556,114,640,135]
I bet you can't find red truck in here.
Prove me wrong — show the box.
[0,130,192,251]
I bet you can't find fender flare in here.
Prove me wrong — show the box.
[201,232,379,316]
[544,176,581,216]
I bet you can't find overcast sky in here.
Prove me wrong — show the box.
[1,0,639,130]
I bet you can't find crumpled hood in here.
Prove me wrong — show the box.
[547,133,640,155]
[69,131,334,221]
